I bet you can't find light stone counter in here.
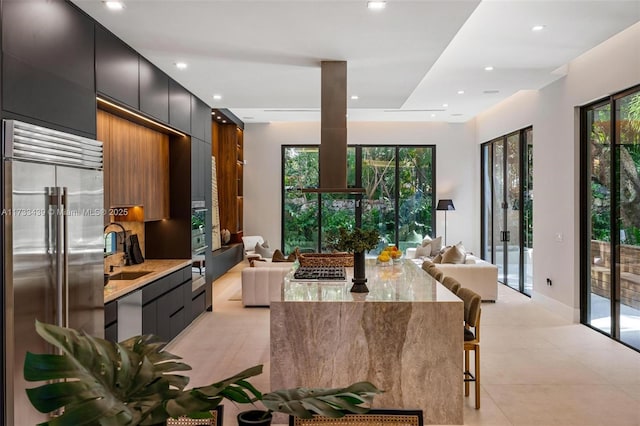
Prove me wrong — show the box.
[103,259,192,303]
[271,259,463,425]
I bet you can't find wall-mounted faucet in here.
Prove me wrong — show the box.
[104,222,130,266]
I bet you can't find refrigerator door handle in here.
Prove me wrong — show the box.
[47,187,68,329]
[62,187,69,329]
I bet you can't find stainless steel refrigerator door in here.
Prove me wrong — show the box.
[5,160,57,426]
[55,165,104,337]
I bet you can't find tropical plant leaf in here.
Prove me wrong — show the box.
[165,365,264,417]
[262,381,382,419]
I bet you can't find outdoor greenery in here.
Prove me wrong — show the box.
[283,146,434,254]
[589,92,640,246]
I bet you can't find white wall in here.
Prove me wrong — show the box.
[475,22,640,321]
[243,121,480,254]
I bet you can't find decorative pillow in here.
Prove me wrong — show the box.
[464,256,476,265]
[429,236,443,256]
[415,243,432,258]
[431,253,442,264]
[272,249,296,262]
[441,243,466,264]
[254,241,274,258]
[421,235,433,246]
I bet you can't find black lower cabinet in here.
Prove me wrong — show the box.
[106,265,196,344]
[192,288,206,321]
[104,300,118,342]
[141,265,192,343]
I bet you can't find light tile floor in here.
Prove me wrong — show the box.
[166,261,640,425]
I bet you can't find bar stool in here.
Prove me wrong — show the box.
[441,276,461,294]
[456,287,481,409]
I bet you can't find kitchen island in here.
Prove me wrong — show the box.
[270,259,463,425]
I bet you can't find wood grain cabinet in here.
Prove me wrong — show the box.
[98,110,169,221]
[215,122,243,241]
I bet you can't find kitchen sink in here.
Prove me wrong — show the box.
[109,271,151,281]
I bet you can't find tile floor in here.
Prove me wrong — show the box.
[166,261,640,425]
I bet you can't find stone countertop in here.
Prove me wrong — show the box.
[281,258,460,303]
[103,259,192,303]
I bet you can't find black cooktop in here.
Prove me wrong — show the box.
[293,266,347,281]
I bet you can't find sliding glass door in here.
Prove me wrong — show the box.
[583,86,640,350]
[481,128,533,296]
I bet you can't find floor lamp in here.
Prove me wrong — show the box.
[436,199,455,246]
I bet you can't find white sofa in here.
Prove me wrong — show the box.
[241,264,292,306]
[407,244,498,301]
[430,256,498,302]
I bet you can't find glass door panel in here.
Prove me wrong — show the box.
[397,147,434,251]
[616,92,640,349]
[505,133,521,290]
[362,147,397,249]
[586,103,612,335]
[481,129,532,296]
[283,147,319,254]
[481,144,493,261]
[523,129,534,295]
[492,139,506,282]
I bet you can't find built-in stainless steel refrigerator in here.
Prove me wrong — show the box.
[2,119,104,425]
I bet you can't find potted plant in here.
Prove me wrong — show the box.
[332,227,380,293]
[24,321,381,425]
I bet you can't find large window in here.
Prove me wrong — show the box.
[282,145,435,254]
[582,85,640,351]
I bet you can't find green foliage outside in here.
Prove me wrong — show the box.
[589,92,640,246]
[283,146,435,254]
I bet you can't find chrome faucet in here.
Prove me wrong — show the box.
[104,222,130,266]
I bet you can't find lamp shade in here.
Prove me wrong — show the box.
[436,199,455,211]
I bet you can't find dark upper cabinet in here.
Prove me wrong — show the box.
[191,138,204,202]
[169,80,191,134]
[96,25,139,110]
[2,0,96,135]
[139,58,169,123]
[191,96,210,141]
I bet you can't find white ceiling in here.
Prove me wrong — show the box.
[72,0,640,123]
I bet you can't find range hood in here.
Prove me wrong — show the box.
[303,61,364,194]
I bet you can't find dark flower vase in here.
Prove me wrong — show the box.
[237,410,272,426]
[350,251,369,293]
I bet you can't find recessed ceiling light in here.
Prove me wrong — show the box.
[175,62,187,70]
[532,25,546,31]
[484,66,494,71]
[442,103,448,108]
[483,90,500,94]
[351,95,359,100]
[451,113,463,116]
[104,1,124,10]
[430,114,436,118]
[222,120,227,123]
[457,90,465,95]
[243,117,254,120]
[367,1,386,10]
[213,94,222,100]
